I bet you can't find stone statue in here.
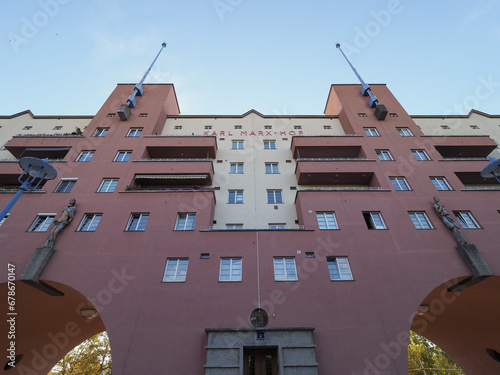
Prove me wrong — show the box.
[433,196,467,245]
[45,198,76,248]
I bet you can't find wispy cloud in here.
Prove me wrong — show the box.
[458,1,495,34]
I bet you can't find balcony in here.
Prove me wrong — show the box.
[4,135,82,159]
[291,136,364,159]
[143,136,217,159]
[434,145,497,160]
[456,172,500,191]
[131,159,214,186]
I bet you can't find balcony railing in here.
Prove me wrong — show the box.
[296,157,372,161]
[297,187,389,191]
[13,133,83,138]
[440,157,489,161]
[203,225,307,231]
[464,186,500,191]
[136,158,212,162]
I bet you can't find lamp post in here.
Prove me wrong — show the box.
[481,157,500,183]
[0,157,57,222]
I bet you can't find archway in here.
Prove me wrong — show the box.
[1,280,106,374]
[410,276,500,374]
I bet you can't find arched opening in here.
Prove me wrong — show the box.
[47,331,111,374]
[410,276,500,374]
[408,331,464,373]
[1,280,107,374]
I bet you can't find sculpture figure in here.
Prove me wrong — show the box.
[433,196,467,245]
[45,198,76,248]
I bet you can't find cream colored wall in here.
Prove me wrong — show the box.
[164,113,344,228]
[412,112,500,158]
[0,112,92,160]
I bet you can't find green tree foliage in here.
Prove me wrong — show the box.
[408,331,464,374]
[47,332,111,375]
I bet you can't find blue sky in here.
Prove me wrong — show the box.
[2,0,500,117]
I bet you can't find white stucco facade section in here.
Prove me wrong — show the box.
[0,112,92,160]
[412,111,500,158]
[164,112,344,227]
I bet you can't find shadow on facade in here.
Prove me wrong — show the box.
[1,280,106,374]
[411,275,500,374]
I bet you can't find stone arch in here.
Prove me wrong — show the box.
[410,275,500,374]
[1,280,107,374]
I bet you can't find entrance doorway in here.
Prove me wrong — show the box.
[244,347,278,375]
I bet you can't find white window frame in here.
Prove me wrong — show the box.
[76,151,94,162]
[268,224,286,229]
[327,256,354,281]
[226,224,243,230]
[92,128,109,137]
[28,214,56,232]
[231,140,244,150]
[175,213,196,231]
[263,140,277,150]
[54,178,77,193]
[454,211,480,229]
[430,177,452,191]
[409,212,433,229]
[364,128,379,137]
[127,128,143,137]
[228,190,244,204]
[114,151,132,162]
[265,163,279,174]
[316,212,339,230]
[77,213,102,232]
[273,258,298,281]
[390,177,411,191]
[412,150,430,161]
[267,190,283,204]
[219,258,242,282]
[229,163,244,174]
[126,213,149,231]
[98,179,118,193]
[364,212,387,230]
[163,258,189,282]
[376,150,393,161]
[397,128,413,136]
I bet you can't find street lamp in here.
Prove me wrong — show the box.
[481,157,500,183]
[0,157,57,222]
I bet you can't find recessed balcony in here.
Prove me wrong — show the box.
[291,136,364,159]
[143,136,217,159]
[131,159,214,185]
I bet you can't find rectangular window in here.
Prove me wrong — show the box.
[363,212,387,229]
[454,211,480,229]
[229,163,244,174]
[294,125,302,129]
[174,126,182,130]
[139,113,148,117]
[231,140,244,150]
[430,177,452,191]
[364,128,379,137]
[92,128,109,137]
[219,258,242,282]
[54,179,77,193]
[29,214,55,232]
[412,150,430,161]
[390,177,411,191]
[126,213,149,231]
[77,214,102,232]
[358,113,367,117]
[316,212,339,230]
[204,125,212,129]
[53,126,63,130]
[265,163,279,174]
[98,179,118,193]
[268,223,286,229]
[327,257,354,281]
[264,125,272,129]
[409,212,433,229]
[226,224,243,230]
[397,128,413,136]
[76,151,94,162]
[389,113,398,117]
[376,150,393,161]
[267,190,283,204]
[273,258,298,281]
[323,125,331,129]
[114,151,132,162]
[127,128,143,137]
[23,126,32,130]
[163,258,188,282]
[228,190,244,204]
[263,140,277,150]
[175,213,196,231]
[235,125,242,129]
